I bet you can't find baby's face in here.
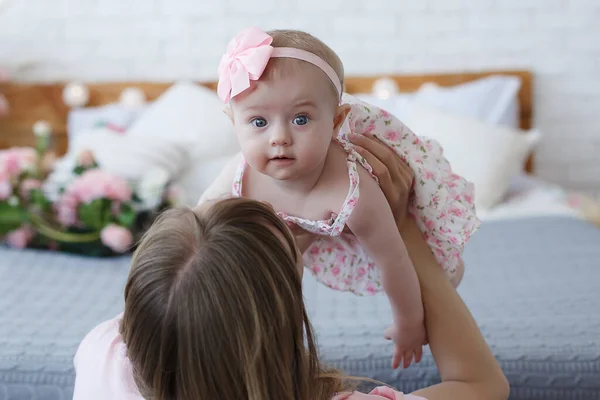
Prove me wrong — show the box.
[230,64,340,182]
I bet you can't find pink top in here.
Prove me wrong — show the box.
[73,315,427,400]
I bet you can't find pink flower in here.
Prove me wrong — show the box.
[464,193,473,205]
[364,121,376,135]
[77,149,96,168]
[449,207,464,218]
[423,218,435,230]
[66,169,132,204]
[424,171,435,180]
[332,265,341,276]
[311,264,322,274]
[383,130,399,141]
[366,281,378,295]
[55,193,78,226]
[0,168,11,200]
[1,152,20,176]
[5,226,34,249]
[57,204,77,226]
[20,178,41,199]
[0,147,38,177]
[357,267,367,277]
[101,224,133,253]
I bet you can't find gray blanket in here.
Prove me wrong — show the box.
[1,216,599,399]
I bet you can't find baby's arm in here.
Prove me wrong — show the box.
[197,152,243,205]
[346,166,425,368]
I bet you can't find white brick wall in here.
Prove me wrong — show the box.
[1,0,600,192]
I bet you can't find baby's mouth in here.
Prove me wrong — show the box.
[271,156,294,160]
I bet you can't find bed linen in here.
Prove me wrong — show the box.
[0,216,598,400]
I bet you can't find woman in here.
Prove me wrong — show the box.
[73,135,509,400]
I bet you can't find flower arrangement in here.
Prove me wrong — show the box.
[0,125,179,256]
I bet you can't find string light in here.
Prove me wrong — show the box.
[119,87,146,108]
[372,77,399,100]
[62,82,90,108]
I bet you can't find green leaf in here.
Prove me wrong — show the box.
[78,199,107,230]
[73,166,87,176]
[0,201,28,235]
[117,203,136,228]
[102,199,114,226]
[30,189,52,211]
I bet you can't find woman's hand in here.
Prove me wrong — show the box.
[349,133,414,228]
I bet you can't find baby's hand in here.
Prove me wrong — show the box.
[384,319,426,369]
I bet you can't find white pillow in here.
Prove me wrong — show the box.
[126,81,238,161]
[352,93,414,120]
[45,127,192,200]
[67,104,145,146]
[413,75,522,128]
[175,155,233,207]
[403,103,541,211]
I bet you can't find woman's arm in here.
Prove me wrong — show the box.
[402,217,509,400]
[350,134,509,400]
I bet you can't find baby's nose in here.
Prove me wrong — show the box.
[270,127,291,146]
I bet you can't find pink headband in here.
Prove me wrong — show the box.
[217,27,342,104]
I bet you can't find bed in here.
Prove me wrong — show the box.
[1,71,599,400]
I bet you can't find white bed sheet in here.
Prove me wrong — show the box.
[478,174,580,221]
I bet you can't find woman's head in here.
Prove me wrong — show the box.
[228,29,350,183]
[120,198,344,400]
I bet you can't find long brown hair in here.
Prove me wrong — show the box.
[120,197,347,399]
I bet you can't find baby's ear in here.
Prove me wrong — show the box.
[333,103,351,135]
[222,106,233,122]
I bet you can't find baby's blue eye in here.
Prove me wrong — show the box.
[251,118,267,128]
[293,115,309,126]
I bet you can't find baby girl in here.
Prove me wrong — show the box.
[200,27,480,369]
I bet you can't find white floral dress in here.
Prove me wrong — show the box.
[232,94,481,295]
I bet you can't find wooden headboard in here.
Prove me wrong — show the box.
[0,70,534,171]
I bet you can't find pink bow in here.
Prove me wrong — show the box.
[217,27,274,103]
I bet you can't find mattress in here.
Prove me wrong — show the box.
[1,216,599,400]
